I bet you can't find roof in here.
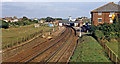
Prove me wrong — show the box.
[91,2,120,12]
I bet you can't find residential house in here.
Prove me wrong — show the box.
[12,19,19,22]
[91,2,120,26]
[38,20,45,23]
[34,18,38,21]
[3,17,19,22]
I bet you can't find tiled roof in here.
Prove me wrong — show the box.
[91,2,120,12]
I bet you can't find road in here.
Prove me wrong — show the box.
[2,26,77,64]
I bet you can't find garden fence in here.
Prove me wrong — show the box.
[98,39,120,64]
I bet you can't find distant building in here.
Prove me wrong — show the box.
[69,16,72,21]
[91,2,120,26]
[38,20,45,23]
[68,16,76,21]
[12,19,18,22]
[34,18,38,21]
[76,17,90,22]
[2,17,19,22]
[3,19,9,22]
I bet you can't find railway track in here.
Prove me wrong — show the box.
[3,27,67,62]
[2,27,77,64]
[42,28,76,64]
[25,28,73,63]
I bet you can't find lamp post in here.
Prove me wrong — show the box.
[79,26,81,37]
[79,23,82,37]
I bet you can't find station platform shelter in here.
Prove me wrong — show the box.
[59,21,81,27]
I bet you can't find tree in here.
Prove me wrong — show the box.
[13,16,18,19]
[93,30,104,40]
[33,20,38,23]
[117,13,120,23]
[22,16,28,21]
[89,25,96,32]
[56,18,62,20]
[23,20,31,25]
[46,17,55,22]
[2,21,9,29]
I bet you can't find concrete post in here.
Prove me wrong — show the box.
[79,26,81,37]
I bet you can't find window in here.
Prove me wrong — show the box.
[98,12,102,15]
[110,12,115,15]
[98,18,102,22]
[110,18,113,23]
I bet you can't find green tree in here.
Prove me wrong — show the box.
[2,21,9,29]
[46,17,55,22]
[93,30,104,40]
[33,20,38,23]
[22,16,28,21]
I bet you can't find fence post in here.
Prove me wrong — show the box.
[108,48,110,58]
[116,56,117,64]
[111,51,113,61]
[104,44,106,51]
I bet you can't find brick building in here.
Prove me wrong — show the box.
[91,2,120,26]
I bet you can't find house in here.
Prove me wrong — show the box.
[12,19,18,22]
[2,17,19,22]
[34,18,38,21]
[91,2,120,26]
[38,20,45,23]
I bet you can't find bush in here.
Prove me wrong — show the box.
[93,30,104,40]
[109,39,118,43]
[2,21,9,29]
[91,22,120,42]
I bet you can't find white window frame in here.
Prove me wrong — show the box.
[110,12,115,15]
[110,18,113,23]
[98,18,102,23]
[98,12,102,15]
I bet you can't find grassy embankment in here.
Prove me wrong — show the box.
[70,35,111,62]
[2,24,53,49]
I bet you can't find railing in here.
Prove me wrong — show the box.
[98,39,120,64]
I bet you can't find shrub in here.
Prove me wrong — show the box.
[93,30,104,40]
[109,39,118,43]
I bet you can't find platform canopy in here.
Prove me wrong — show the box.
[59,21,80,23]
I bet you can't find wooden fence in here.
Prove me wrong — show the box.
[98,39,120,64]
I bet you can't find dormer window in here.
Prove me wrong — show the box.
[98,12,102,15]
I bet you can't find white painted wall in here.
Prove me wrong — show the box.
[59,23,62,26]
[74,23,78,26]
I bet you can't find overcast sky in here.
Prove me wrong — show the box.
[1,0,120,19]
[1,0,120,2]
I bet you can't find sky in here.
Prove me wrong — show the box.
[1,0,120,2]
[1,0,120,19]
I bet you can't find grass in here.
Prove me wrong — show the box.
[70,35,111,62]
[2,24,53,49]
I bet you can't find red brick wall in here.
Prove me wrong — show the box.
[91,12,118,26]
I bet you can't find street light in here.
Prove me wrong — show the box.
[79,26,81,37]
